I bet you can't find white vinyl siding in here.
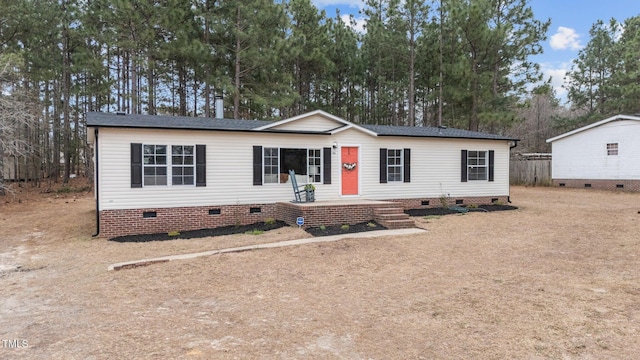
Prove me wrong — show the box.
[268,114,344,132]
[551,120,640,180]
[94,126,511,211]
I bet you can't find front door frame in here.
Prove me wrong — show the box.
[340,145,360,196]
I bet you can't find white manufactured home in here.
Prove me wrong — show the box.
[87,110,518,238]
[546,114,640,191]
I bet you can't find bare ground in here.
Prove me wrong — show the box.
[1,184,640,359]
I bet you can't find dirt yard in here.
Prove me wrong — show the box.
[1,184,640,359]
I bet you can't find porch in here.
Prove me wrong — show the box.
[275,199,416,229]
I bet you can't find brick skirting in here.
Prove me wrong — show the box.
[98,195,510,238]
[100,203,277,239]
[276,202,383,228]
[391,195,509,209]
[553,179,640,192]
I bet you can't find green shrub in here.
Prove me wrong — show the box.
[367,222,377,228]
[245,229,264,235]
[341,224,350,230]
[168,230,180,237]
[319,225,326,230]
[264,218,276,225]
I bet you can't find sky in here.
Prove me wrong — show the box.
[312,0,640,105]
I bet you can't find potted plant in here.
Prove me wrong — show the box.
[304,183,316,202]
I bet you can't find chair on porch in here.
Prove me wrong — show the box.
[288,169,308,203]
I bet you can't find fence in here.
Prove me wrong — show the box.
[510,159,552,186]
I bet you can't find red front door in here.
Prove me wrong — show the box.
[341,147,359,195]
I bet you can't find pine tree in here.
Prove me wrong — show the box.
[326,11,360,121]
[614,16,640,114]
[285,0,333,116]
[565,19,621,119]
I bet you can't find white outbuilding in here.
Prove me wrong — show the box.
[546,114,640,191]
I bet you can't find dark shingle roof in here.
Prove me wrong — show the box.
[360,124,517,141]
[86,112,270,131]
[86,112,517,141]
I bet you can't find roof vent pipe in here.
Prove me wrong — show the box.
[215,95,224,119]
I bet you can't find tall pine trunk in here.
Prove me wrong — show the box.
[233,5,242,120]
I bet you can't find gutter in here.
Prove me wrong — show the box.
[507,140,519,203]
[84,123,333,136]
[92,127,100,237]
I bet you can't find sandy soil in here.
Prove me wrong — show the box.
[1,184,640,359]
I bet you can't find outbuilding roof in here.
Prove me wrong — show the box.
[86,111,517,141]
[546,114,640,143]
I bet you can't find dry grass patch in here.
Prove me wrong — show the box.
[1,184,640,359]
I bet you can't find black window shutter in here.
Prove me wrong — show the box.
[403,148,411,183]
[488,150,495,182]
[196,144,206,187]
[461,150,468,182]
[253,146,262,185]
[131,143,142,188]
[323,147,331,184]
[379,148,387,183]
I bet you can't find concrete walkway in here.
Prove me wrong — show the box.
[107,228,426,271]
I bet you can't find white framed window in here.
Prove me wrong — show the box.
[387,149,403,182]
[264,147,279,184]
[142,144,197,186]
[308,149,322,183]
[467,151,488,181]
[143,145,167,186]
[607,143,618,156]
[263,147,322,184]
[171,145,195,185]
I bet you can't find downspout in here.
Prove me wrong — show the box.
[92,127,100,237]
[508,140,519,203]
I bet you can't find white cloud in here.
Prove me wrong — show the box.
[341,14,366,33]
[540,62,572,103]
[550,27,582,51]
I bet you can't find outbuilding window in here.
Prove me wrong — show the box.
[607,143,618,156]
